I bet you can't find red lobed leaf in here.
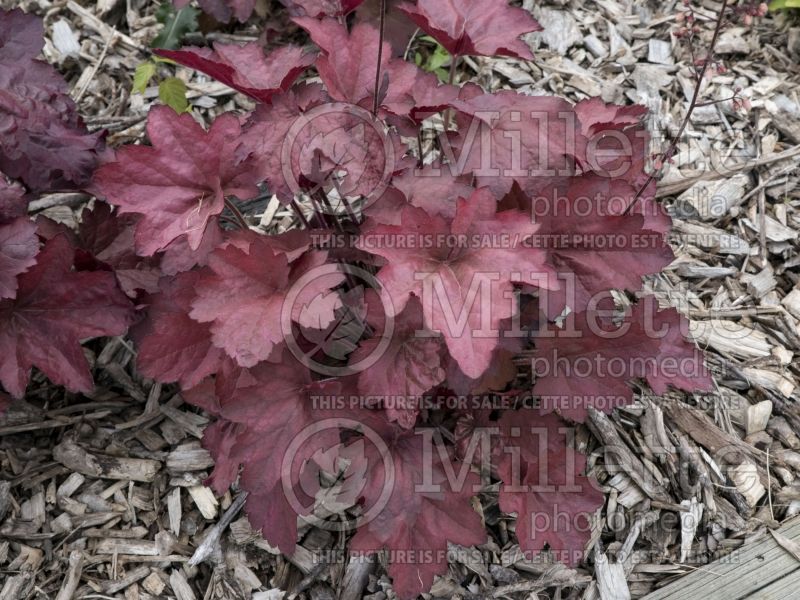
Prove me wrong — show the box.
[75,204,161,297]
[448,91,587,198]
[496,408,604,566]
[240,82,409,202]
[294,17,457,127]
[155,42,316,104]
[92,106,260,255]
[0,235,134,398]
[174,0,255,23]
[397,0,541,59]
[132,271,226,389]
[282,0,365,17]
[357,188,555,380]
[189,232,345,367]
[0,7,43,62]
[0,217,38,300]
[186,355,346,553]
[502,175,674,319]
[390,164,474,221]
[0,175,27,221]
[160,218,225,276]
[352,294,446,428]
[532,296,714,422]
[349,428,487,599]
[0,9,105,192]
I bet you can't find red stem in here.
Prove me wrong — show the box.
[372,0,387,116]
[224,198,248,230]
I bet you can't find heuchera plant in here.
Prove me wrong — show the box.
[1,2,714,597]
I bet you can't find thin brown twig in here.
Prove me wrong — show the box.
[626,0,730,214]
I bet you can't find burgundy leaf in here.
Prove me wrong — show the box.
[504,175,674,319]
[240,83,408,202]
[0,9,105,192]
[0,175,26,221]
[282,0,365,17]
[0,7,43,62]
[238,82,329,201]
[352,294,446,428]
[350,429,486,599]
[0,235,134,398]
[92,106,260,255]
[187,356,345,553]
[496,408,604,566]
[174,0,255,23]
[189,233,344,367]
[294,17,457,125]
[133,271,226,389]
[448,91,587,198]
[76,203,161,297]
[357,188,555,379]
[356,0,418,56]
[0,217,38,299]
[155,42,316,104]
[398,0,541,59]
[391,165,474,220]
[160,218,225,276]
[532,296,714,422]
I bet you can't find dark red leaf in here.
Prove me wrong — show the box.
[133,271,226,389]
[391,165,474,221]
[76,204,161,297]
[448,91,587,198]
[174,0,255,23]
[189,233,344,367]
[0,9,105,192]
[397,0,541,59]
[155,42,315,104]
[160,218,225,276]
[187,356,345,553]
[357,188,555,379]
[352,294,446,428]
[0,235,134,398]
[505,175,674,319]
[92,106,260,255]
[240,83,408,202]
[532,296,714,422]
[350,429,486,599]
[496,408,604,566]
[0,217,38,300]
[294,17,457,125]
[282,0,365,17]
[0,175,26,222]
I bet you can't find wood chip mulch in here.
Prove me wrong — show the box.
[1,0,800,598]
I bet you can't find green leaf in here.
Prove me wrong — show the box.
[152,2,199,50]
[769,0,800,9]
[415,36,451,81]
[133,61,157,94]
[158,77,190,113]
[428,45,450,71]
